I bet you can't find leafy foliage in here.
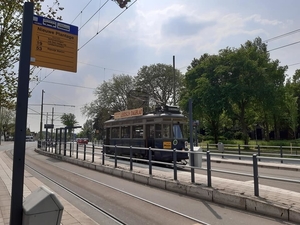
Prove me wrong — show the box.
[82,74,135,139]
[0,107,15,142]
[135,63,184,107]
[77,119,93,140]
[60,113,78,140]
[181,37,287,144]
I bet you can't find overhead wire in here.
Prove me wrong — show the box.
[264,28,300,43]
[71,0,94,24]
[78,61,136,75]
[97,0,102,31]
[31,69,55,92]
[79,0,109,31]
[39,80,96,90]
[78,0,137,50]
[288,62,300,67]
[263,28,300,53]
[268,40,300,52]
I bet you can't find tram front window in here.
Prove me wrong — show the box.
[173,124,183,139]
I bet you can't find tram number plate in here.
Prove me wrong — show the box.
[163,141,172,149]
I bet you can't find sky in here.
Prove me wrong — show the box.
[26,0,300,133]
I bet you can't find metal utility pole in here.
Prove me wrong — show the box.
[39,89,45,140]
[51,107,54,143]
[173,55,176,105]
[189,98,195,183]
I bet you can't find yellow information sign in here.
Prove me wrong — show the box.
[30,15,78,73]
[163,141,172,149]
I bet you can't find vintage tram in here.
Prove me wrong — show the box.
[103,105,189,162]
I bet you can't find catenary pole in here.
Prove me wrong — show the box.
[39,89,45,140]
[173,55,176,105]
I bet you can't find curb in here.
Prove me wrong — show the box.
[34,149,300,224]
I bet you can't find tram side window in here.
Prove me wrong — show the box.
[146,125,155,138]
[155,124,161,138]
[111,127,120,138]
[163,124,171,138]
[132,125,143,138]
[121,126,130,138]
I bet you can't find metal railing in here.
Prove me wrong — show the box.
[37,141,300,197]
[204,143,300,162]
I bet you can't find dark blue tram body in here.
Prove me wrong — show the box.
[103,106,189,162]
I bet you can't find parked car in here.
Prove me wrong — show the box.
[5,136,14,141]
[76,138,88,144]
[26,136,34,142]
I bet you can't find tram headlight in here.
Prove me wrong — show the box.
[184,141,188,150]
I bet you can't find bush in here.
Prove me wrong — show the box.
[234,131,243,140]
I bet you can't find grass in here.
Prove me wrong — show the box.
[198,139,300,147]
[196,139,300,156]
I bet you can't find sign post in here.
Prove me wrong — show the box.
[10,2,33,224]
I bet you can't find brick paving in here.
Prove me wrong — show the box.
[0,149,98,225]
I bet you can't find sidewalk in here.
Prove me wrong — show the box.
[0,148,99,225]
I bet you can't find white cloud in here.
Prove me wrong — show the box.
[248,14,282,26]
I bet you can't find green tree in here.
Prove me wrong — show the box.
[181,54,226,143]
[91,108,111,140]
[181,37,287,144]
[218,38,274,144]
[284,92,298,139]
[0,107,15,144]
[82,74,135,138]
[286,70,300,138]
[60,113,78,140]
[80,119,94,141]
[135,63,184,107]
[255,60,287,140]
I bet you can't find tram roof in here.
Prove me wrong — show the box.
[104,112,186,124]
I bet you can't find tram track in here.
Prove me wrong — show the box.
[25,161,126,224]
[23,150,209,225]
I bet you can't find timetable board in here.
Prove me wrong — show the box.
[30,15,78,72]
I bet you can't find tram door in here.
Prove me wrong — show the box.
[105,128,110,145]
[146,124,155,148]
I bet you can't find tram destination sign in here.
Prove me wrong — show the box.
[30,15,78,72]
[114,108,143,120]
